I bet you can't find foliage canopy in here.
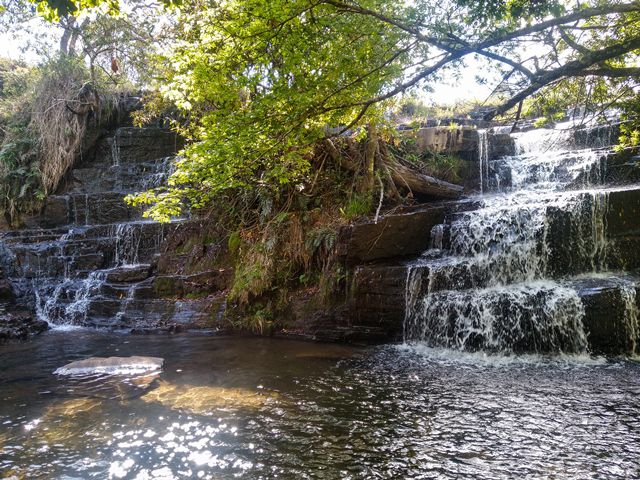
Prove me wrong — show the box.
[119,0,640,221]
[10,0,640,222]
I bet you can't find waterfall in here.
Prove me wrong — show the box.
[0,124,199,334]
[404,125,621,354]
[35,271,107,326]
[590,191,609,272]
[405,282,588,353]
[111,132,121,166]
[429,224,444,250]
[620,281,639,354]
[114,285,136,324]
[140,156,176,190]
[477,129,488,193]
[114,223,142,266]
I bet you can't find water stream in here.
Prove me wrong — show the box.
[1,122,640,477]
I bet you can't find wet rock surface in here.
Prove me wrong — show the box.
[0,310,48,340]
[575,277,639,355]
[338,206,445,264]
[55,355,164,375]
[347,125,640,353]
[0,126,225,334]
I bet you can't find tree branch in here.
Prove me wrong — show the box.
[487,36,640,119]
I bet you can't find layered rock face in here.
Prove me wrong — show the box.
[0,123,484,341]
[1,118,639,355]
[0,125,227,336]
[346,124,640,354]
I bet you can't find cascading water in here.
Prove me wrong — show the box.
[620,280,639,353]
[111,131,121,167]
[477,129,488,194]
[113,223,142,266]
[0,126,184,330]
[36,271,108,326]
[139,156,177,190]
[404,124,634,354]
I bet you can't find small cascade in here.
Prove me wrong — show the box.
[113,223,142,266]
[405,282,587,353]
[0,126,198,331]
[34,271,108,325]
[405,123,635,354]
[591,191,609,271]
[429,224,444,250]
[140,156,176,190]
[111,132,121,167]
[114,285,136,324]
[477,129,488,193]
[619,281,639,354]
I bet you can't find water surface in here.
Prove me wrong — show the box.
[1,331,639,479]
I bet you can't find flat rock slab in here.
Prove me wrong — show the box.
[54,356,164,376]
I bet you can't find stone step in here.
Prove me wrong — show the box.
[573,274,640,354]
[104,264,153,283]
[572,123,621,150]
[46,295,221,331]
[24,191,143,229]
[1,220,198,283]
[426,185,640,280]
[337,198,480,265]
[486,149,612,192]
[111,127,182,165]
[0,227,70,244]
[69,157,175,194]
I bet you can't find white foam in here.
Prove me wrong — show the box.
[395,343,608,368]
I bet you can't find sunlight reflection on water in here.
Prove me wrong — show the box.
[1,331,639,479]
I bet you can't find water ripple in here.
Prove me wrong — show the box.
[1,334,639,478]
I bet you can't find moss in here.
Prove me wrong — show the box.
[227,230,242,256]
[153,276,184,297]
[174,237,200,255]
[185,291,207,300]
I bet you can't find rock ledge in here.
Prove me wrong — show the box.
[54,356,164,375]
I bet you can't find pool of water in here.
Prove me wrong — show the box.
[1,331,640,479]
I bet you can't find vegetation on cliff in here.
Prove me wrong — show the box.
[0,57,104,224]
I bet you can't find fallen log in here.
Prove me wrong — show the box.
[385,155,464,198]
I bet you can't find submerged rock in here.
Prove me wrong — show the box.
[60,371,162,400]
[54,356,164,376]
[23,398,104,446]
[141,380,277,414]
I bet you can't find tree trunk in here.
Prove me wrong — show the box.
[59,22,72,54]
[325,133,464,199]
[362,123,377,193]
[59,16,78,54]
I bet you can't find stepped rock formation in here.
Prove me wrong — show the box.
[0,117,639,356]
[347,123,640,354]
[0,124,227,336]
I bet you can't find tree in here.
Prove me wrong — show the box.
[120,0,640,221]
[1,0,171,86]
[24,0,176,20]
[16,0,640,219]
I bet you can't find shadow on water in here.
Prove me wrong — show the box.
[1,331,640,478]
